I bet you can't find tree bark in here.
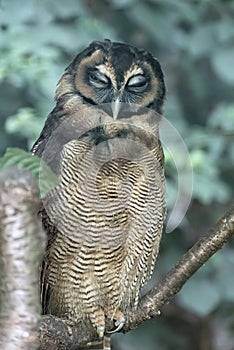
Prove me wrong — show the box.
[0,168,46,350]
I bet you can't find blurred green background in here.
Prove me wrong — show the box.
[0,0,234,349]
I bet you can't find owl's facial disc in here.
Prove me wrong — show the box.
[73,43,165,114]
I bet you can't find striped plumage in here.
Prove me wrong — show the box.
[32,40,166,350]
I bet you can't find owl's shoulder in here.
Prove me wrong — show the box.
[31,105,67,156]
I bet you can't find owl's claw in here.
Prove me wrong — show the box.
[107,315,125,334]
[97,325,105,338]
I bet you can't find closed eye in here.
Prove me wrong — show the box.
[127,75,147,90]
[88,69,110,88]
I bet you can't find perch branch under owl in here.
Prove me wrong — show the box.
[0,168,233,349]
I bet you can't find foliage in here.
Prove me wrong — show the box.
[0,0,234,349]
[0,148,58,198]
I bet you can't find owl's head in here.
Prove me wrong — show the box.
[56,40,165,116]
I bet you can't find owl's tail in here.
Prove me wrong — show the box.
[81,335,111,350]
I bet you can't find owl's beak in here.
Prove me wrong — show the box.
[111,96,121,120]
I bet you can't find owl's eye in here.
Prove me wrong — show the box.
[88,69,110,88]
[127,75,147,90]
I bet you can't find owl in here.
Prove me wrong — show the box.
[32,40,166,350]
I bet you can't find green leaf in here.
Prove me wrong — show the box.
[208,103,234,132]
[187,24,216,57]
[0,148,58,198]
[212,48,234,84]
[5,107,44,147]
[110,0,136,8]
[178,277,220,316]
[189,149,230,204]
[213,249,234,302]
[216,20,234,43]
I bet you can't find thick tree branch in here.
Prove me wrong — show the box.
[38,205,234,349]
[0,168,46,350]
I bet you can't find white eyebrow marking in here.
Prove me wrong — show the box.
[96,64,117,88]
[96,64,144,91]
[124,67,144,83]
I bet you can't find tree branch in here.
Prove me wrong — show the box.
[38,205,234,349]
[0,168,46,350]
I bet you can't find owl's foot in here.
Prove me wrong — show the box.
[113,316,126,332]
[90,308,106,339]
[107,310,126,334]
[97,324,105,338]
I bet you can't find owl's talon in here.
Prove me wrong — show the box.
[97,325,105,338]
[107,316,125,334]
[115,317,125,332]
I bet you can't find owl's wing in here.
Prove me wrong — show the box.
[39,133,98,313]
[40,257,50,314]
[31,104,68,157]
[32,106,68,312]
[32,106,66,312]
